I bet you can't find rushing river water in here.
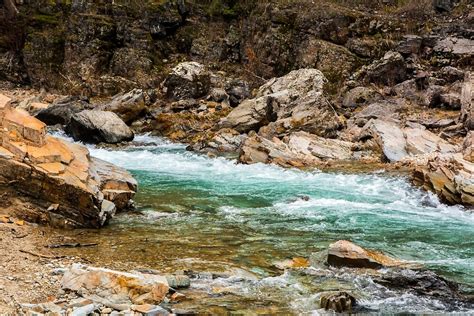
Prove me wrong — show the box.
[56,134,474,314]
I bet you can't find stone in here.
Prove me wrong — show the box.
[0,105,137,228]
[404,127,456,156]
[225,79,251,107]
[239,131,356,167]
[163,62,211,100]
[102,89,147,124]
[131,304,169,316]
[71,303,96,316]
[342,86,382,109]
[198,128,247,153]
[327,240,405,269]
[62,264,170,305]
[413,154,474,206]
[463,132,473,162]
[319,291,356,313]
[36,97,92,126]
[66,110,134,144]
[361,51,407,86]
[165,275,191,289]
[360,119,408,162]
[220,69,341,138]
[433,0,455,12]
[396,35,423,55]
[460,72,473,130]
[434,37,474,57]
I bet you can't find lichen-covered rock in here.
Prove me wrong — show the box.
[220,69,342,138]
[163,62,211,101]
[101,89,147,124]
[0,95,137,227]
[66,110,134,144]
[358,51,407,86]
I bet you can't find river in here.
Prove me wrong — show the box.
[55,134,474,314]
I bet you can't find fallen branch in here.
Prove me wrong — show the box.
[19,249,66,259]
[46,243,98,249]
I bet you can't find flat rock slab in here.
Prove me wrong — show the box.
[62,264,170,305]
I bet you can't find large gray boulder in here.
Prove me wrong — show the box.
[359,51,407,86]
[36,96,92,126]
[163,62,211,100]
[220,69,342,138]
[66,110,134,144]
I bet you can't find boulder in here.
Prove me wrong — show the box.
[396,35,423,55]
[220,69,341,138]
[239,131,356,167]
[0,96,137,228]
[199,128,247,154]
[66,110,134,144]
[101,89,147,124]
[327,240,405,269]
[460,72,473,130]
[361,51,407,86]
[36,96,92,126]
[62,264,170,305]
[163,62,211,100]
[360,119,408,162]
[351,101,401,127]
[463,132,473,162]
[342,86,382,109]
[225,79,251,107]
[413,154,474,206]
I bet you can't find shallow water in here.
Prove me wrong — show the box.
[55,134,474,314]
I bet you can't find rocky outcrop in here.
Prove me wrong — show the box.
[360,119,456,162]
[0,94,137,228]
[357,51,407,86]
[62,264,170,306]
[220,69,342,138]
[326,240,405,269]
[413,154,474,206]
[66,110,134,144]
[163,62,211,101]
[239,131,357,167]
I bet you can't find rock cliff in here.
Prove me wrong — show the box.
[0,94,137,228]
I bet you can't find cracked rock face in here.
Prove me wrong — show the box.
[0,94,137,228]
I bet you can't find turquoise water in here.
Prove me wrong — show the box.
[64,134,474,313]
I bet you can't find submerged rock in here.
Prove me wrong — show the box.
[319,291,356,313]
[66,110,134,144]
[0,94,137,228]
[327,240,405,269]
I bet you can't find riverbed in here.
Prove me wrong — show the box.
[53,134,474,314]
